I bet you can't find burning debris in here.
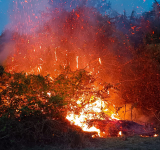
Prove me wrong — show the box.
[66,96,157,138]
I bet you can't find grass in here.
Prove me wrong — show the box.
[7,135,160,150]
[87,136,160,150]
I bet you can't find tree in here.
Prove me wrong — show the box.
[120,45,160,122]
[130,10,136,23]
[0,66,4,77]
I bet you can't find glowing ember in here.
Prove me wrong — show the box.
[47,92,51,97]
[140,134,159,138]
[154,134,158,137]
[118,131,122,137]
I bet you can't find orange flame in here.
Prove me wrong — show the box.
[66,95,119,137]
[154,134,158,137]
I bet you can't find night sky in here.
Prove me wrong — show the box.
[0,0,155,35]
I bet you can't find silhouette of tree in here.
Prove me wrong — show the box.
[0,66,4,77]
[130,10,136,23]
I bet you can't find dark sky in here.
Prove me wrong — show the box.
[0,0,155,35]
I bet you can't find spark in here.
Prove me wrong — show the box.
[99,58,101,64]
[55,50,57,61]
[76,56,79,69]
[37,66,42,72]
[107,90,109,95]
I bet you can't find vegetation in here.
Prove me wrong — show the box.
[0,66,118,149]
[117,1,160,122]
[0,68,91,149]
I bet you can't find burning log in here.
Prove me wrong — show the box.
[117,120,155,137]
[87,119,156,138]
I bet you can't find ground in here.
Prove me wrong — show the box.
[16,136,160,150]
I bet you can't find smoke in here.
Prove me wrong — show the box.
[117,104,154,123]
[0,30,15,65]
[1,0,123,83]
[6,0,51,35]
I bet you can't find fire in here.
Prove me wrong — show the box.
[154,134,158,137]
[118,131,122,137]
[66,95,120,137]
[4,0,121,83]
[140,134,159,138]
[66,113,101,136]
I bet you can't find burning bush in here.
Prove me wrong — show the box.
[0,67,98,119]
[0,69,82,148]
[0,66,120,148]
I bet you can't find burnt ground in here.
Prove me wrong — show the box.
[15,135,160,150]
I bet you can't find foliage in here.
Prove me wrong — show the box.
[0,115,91,149]
[0,68,100,149]
[0,72,62,119]
[0,67,99,120]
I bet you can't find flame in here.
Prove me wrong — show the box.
[118,131,122,137]
[66,95,119,137]
[140,134,159,138]
[154,134,158,137]
[66,113,101,136]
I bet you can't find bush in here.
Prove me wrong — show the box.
[0,69,95,149]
